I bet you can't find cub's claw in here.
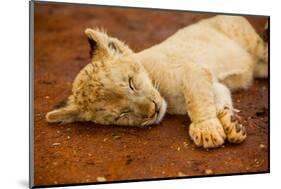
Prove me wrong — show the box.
[218,108,247,144]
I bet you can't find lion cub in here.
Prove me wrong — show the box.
[46,15,268,148]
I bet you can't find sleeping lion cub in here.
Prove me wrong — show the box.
[46,15,268,148]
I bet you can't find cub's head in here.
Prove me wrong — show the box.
[46,28,167,126]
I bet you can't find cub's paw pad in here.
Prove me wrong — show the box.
[189,118,226,148]
[218,110,247,144]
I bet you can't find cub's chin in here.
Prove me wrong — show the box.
[154,99,167,124]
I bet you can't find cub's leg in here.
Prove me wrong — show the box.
[182,63,226,148]
[213,82,247,143]
[219,54,255,92]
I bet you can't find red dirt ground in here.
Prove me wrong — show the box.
[33,2,269,187]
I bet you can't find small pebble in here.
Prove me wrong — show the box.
[113,135,121,140]
[35,113,42,119]
[259,144,266,149]
[183,142,189,148]
[205,169,213,175]
[254,159,260,165]
[103,138,108,142]
[88,153,92,157]
[233,108,241,113]
[45,96,50,99]
[177,147,181,151]
[52,142,61,146]
[67,136,70,139]
[56,130,60,134]
[178,172,186,177]
[96,176,107,182]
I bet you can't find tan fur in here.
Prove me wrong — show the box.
[46,15,268,148]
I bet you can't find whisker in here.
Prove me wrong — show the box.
[141,120,149,126]
[153,79,160,91]
[156,81,160,90]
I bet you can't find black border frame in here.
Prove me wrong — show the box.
[29,0,270,188]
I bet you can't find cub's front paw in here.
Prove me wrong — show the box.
[218,108,247,144]
[189,118,226,148]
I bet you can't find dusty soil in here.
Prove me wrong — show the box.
[33,2,269,187]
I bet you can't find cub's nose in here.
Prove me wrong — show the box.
[147,100,158,118]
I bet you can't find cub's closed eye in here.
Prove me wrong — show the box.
[129,77,136,91]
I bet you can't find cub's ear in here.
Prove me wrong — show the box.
[46,99,81,124]
[85,28,133,60]
[85,28,110,60]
